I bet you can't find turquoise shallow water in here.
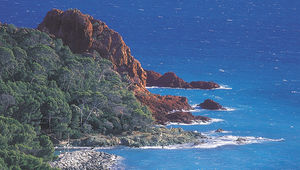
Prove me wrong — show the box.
[1,0,300,169]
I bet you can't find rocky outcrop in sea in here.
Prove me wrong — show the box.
[49,150,122,170]
[146,70,220,89]
[198,99,226,110]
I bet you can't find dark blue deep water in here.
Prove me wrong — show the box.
[1,0,300,169]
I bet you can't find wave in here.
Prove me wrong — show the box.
[146,85,232,90]
[211,107,236,112]
[146,86,162,89]
[168,108,203,113]
[191,104,199,108]
[140,135,284,150]
[188,108,202,112]
[216,85,232,90]
[146,86,190,90]
[223,107,235,111]
[166,118,224,126]
[202,130,232,135]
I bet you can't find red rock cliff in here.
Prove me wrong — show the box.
[38,9,147,87]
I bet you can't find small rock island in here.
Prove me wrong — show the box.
[146,70,220,89]
[198,99,226,110]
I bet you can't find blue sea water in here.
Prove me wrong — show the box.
[1,0,300,169]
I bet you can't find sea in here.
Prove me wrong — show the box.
[1,0,300,169]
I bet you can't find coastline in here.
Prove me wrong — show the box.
[69,127,206,148]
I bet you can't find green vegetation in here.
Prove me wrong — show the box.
[0,116,54,169]
[0,24,153,168]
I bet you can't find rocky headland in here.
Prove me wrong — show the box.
[37,9,218,125]
[49,150,122,170]
[0,9,274,170]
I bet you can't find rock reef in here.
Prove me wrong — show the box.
[146,70,220,89]
[49,150,122,170]
[190,81,220,89]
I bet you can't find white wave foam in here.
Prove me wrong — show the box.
[191,104,199,108]
[166,118,224,126]
[191,105,236,112]
[216,85,232,90]
[223,107,235,111]
[168,109,197,114]
[168,108,203,113]
[140,135,284,150]
[202,130,232,135]
[146,86,232,90]
[188,108,202,112]
[146,86,160,89]
[291,91,300,94]
[146,86,189,90]
[209,107,236,112]
[190,136,284,149]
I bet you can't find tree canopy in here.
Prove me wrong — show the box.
[0,23,153,168]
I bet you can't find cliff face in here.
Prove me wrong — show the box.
[38,9,147,87]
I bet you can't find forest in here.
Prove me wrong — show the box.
[0,24,153,169]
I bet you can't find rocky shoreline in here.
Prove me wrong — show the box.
[70,127,206,148]
[51,127,206,169]
[49,150,122,170]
